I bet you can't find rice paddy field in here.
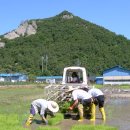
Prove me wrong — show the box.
[0,85,118,130]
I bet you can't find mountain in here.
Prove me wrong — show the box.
[3,20,37,40]
[0,11,130,78]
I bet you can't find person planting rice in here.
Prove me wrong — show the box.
[88,87,106,121]
[26,99,59,126]
[65,86,95,121]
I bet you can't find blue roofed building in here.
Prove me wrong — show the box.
[0,73,28,82]
[103,66,130,85]
[95,76,103,84]
[36,76,63,84]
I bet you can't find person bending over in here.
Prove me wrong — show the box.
[26,99,59,126]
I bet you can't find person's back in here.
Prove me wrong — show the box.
[72,89,92,100]
[31,99,48,116]
[32,99,47,109]
[88,88,103,97]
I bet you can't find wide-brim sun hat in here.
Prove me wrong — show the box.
[65,86,77,93]
[47,101,59,113]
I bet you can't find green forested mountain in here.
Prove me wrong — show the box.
[0,11,130,77]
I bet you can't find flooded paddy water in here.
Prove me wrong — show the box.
[59,97,130,130]
[25,85,130,130]
[29,97,130,130]
[104,97,130,130]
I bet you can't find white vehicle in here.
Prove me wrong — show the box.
[44,66,89,102]
[62,66,88,87]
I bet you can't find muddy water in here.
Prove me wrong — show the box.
[59,98,130,130]
[29,98,130,130]
[102,98,130,130]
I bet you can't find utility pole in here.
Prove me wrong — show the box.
[76,58,81,66]
[45,54,48,70]
[41,56,44,73]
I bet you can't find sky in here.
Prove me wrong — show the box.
[0,0,130,39]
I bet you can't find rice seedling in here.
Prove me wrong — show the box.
[48,113,63,125]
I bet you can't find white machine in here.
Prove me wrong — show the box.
[44,66,89,102]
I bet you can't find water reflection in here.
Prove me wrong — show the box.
[104,98,130,130]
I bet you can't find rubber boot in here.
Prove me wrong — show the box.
[26,114,33,126]
[90,103,95,121]
[77,104,84,122]
[99,107,106,121]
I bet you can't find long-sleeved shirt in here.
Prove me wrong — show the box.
[31,99,48,116]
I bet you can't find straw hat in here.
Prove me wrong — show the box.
[47,101,59,113]
[65,86,77,93]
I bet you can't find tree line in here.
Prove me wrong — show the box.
[0,11,130,78]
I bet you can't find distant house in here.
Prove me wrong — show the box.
[36,76,63,84]
[95,76,103,84]
[103,66,130,85]
[0,73,28,82]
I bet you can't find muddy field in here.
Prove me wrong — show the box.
[29,86,130,130]
[104,98,130,130]
[60,86,130,130]
[29,97,130,130]
[1,85,130,130]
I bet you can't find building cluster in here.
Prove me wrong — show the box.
[0,73,62,84]
[0,73,28,82]
[0,66,130,85]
